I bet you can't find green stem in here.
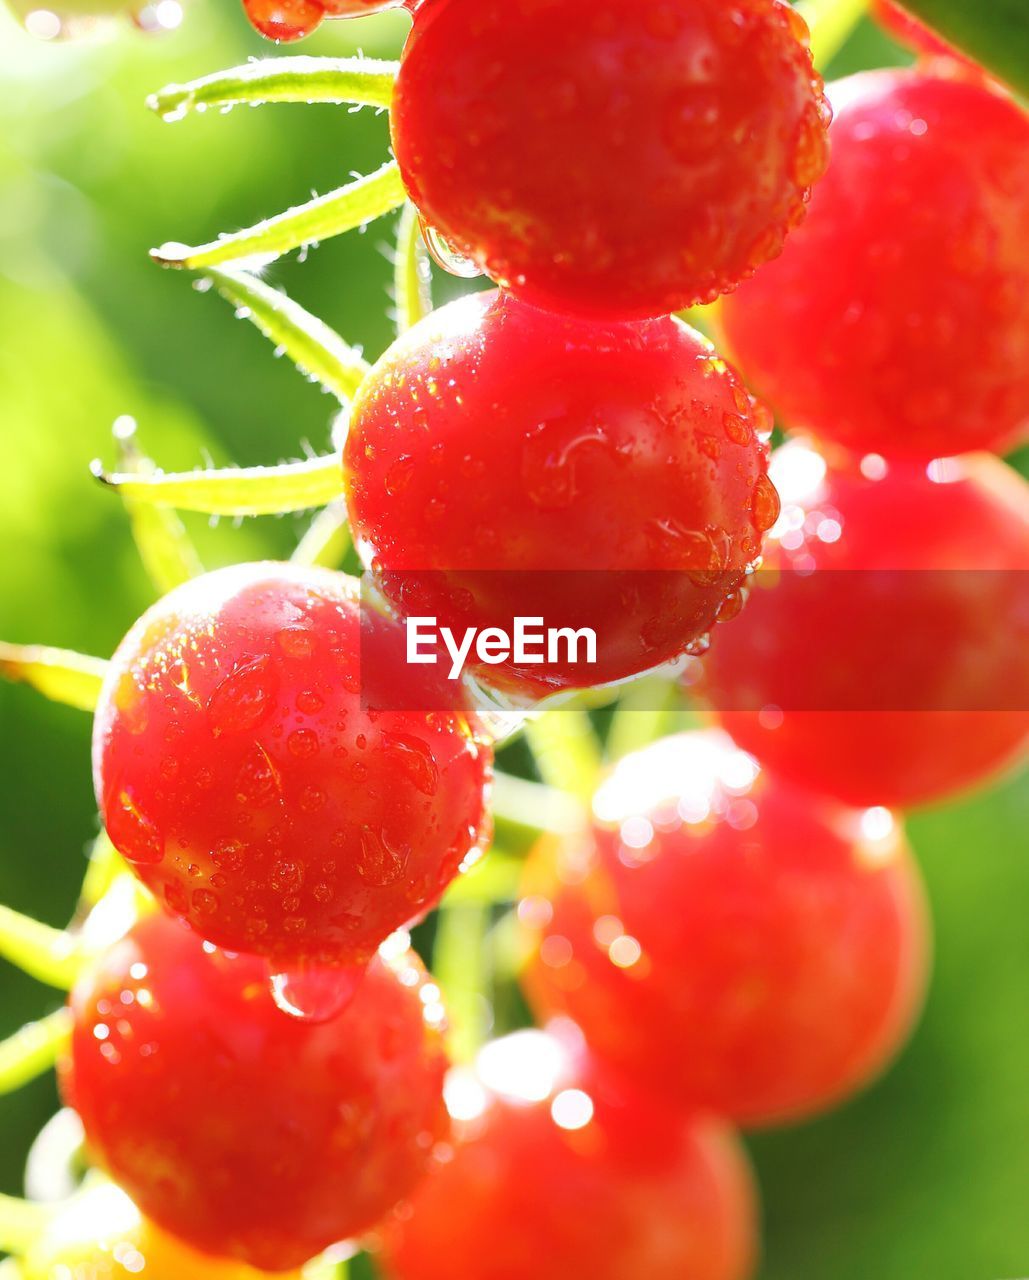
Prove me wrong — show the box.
[491,772,583,834]
[394,202,432,335]
[605,677,677,763]
[900,0,1029,92]
[148,56,398,121]
[0,906,84,990]
[433,901,491,1065]
[78,832,126,913]
[291,502,353,569]
[0,1194,49,1257]
[523,712,603,804]
[151,162,406,271]
[202,269,370,404]
[797,0,868,69]
[0,643,107,713]
[0,1010,72,1097]
[112,417,204,593]
[92,453,343,517]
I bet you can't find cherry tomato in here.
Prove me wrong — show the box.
[720,68,1029,460]
[63,913,450,1272]
[377,1030,757,1280]
[703,445,1029,808]
[343,290,778,700]
[92,563,492,970]
[520,732,930,1127]
[391,0,830,318]
[241,0,325,41]
[22,1182,300,1280]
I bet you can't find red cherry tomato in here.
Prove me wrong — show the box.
[63,913,450,1272]
[720,68,1029,460]
[378,1030,757,1280]
[22,1182,301,1280]
[241,0,325,41]
[92,564,492,969]
[343,290,778,700]
[703,445,1029,808]
[520,732,930,1127]
[391,0,830,318]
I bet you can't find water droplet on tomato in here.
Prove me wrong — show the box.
[418,218,482,278]
[269,961,365,1023]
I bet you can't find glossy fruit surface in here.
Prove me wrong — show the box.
[63,913,450,1272]
[521,732,929,1127]
[343,291,778,699]
[392,0,829,318]
[92,563,492,969]
[22,1182,300,1280]
[378,1030,757,1280]
[241,0,325,41]
[720,68,1029,460]
[703,444,1029,808]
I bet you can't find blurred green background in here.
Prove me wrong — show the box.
[0,6,1026,1278]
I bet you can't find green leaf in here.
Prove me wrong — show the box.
[148,56,398,122]
[111,417,204,594]
[151,162,407,271]
[0,643,107,713]
[0,906,85,990]
[202,269,370,404]
[0,1010,72,1099]
[92,453,343,517]
[394,202,433,335]
[899,0,1029,93]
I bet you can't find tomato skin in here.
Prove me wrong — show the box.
[63,914,450,1273]
[520,732,930,1127]
[378,1031,757,1280]
[392,0,830,319]
[343,291,778,699]
[703,447,1029,808]
[720,68,1029,461]
[241,0,325,41]
[92,563,492,969]
[22,1182,302,1280]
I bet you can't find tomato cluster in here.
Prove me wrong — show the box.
[4,0,1026,1278]
[241,0,407,43]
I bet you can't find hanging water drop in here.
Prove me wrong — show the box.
[419,218,483,279]
[269,960,365,1023]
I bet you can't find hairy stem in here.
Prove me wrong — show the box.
[0,1010,72,1098]
[202,269,370,403]
[92,453,343,517]
[148,56,398,121]
[151,163,406,271]
[0,644,107,713]
[394,202,433,335]
[0,906,84,990]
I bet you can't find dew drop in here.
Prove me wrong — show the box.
[269,961,365,1023]
[107,788,164,865]
[383,733,440,797]
[206,656,276,736]
[357,828,409,886]
[751,473,782,532]
[418,218,482,278]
